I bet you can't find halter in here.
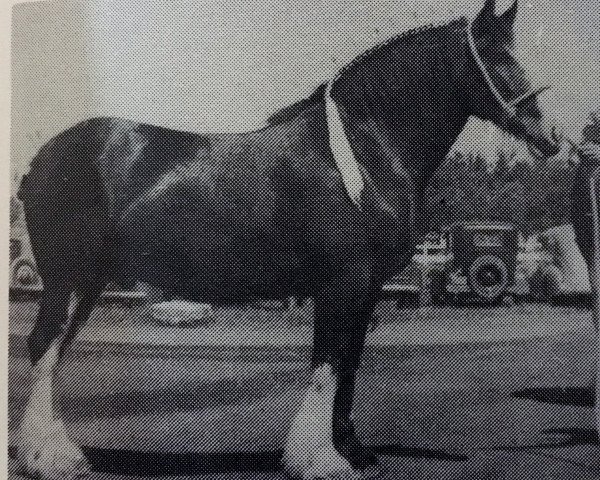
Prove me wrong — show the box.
[467,20,549,117]
[326,20,552,210]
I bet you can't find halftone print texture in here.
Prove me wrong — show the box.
[8,1,600,479]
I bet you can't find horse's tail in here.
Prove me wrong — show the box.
[18,117,114,289]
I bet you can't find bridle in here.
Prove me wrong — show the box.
[467,20,550,118]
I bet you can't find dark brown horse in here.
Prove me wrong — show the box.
[16,1,561,479]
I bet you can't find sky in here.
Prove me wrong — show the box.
[10,0,600,182]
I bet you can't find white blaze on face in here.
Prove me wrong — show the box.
[18,340,89,480]
[283,364,357,480]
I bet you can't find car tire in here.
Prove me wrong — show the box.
[468,255,509,303]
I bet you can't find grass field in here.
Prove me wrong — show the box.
[9,299,594,356]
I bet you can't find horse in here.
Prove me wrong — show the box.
[16,1,561,479]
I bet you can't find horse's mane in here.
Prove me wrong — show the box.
[266,17,467,126]
[266,84,327,125]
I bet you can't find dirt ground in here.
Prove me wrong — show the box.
[8,301,600,479]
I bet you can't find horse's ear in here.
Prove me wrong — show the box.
[475,0,496,23]
[473,0,517,42]
[497,0,518,35]
[473,0,496,35]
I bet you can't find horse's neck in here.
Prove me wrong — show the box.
[335,96,467,202]
[331,44,469,196]
[360,118,460,187]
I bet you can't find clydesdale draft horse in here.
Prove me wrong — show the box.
[16,1,561,478]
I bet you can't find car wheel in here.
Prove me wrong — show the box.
[468,255,509,303]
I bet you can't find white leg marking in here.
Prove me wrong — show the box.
[68,292,79,319]
[18,341,89,480]
[283,364,358,480]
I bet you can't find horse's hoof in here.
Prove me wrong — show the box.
[18,421,90,480]
[332,419,379,472]
[303,465,360,480]
[303,463,383,480]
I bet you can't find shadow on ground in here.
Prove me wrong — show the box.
[9,444,467,476]
[483,427,599,452]
[509,387,598,452]
[512,387,595,408]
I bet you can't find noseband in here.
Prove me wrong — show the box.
[467,21,549,117]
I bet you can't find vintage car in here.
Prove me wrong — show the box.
[429,222,528,304]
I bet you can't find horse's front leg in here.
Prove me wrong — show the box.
[282,259,380,480]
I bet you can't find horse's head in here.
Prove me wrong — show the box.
[465,0,561,157]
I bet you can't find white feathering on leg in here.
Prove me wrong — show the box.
[17,341,89,480]
[283,364,358,480]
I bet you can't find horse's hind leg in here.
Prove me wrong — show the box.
[18,274,106,480]
[16,120,113,479]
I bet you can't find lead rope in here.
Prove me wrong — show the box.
[325,80,365,210]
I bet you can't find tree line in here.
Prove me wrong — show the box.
[422,149,575,236]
